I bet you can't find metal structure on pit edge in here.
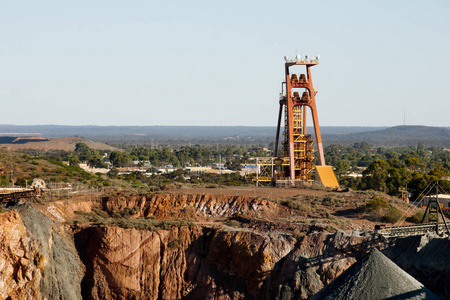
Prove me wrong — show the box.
[0,178,46,203]
[376,182,450,237]
[274,55,325,186]
[420,183,450,235]
[250,157,275,186]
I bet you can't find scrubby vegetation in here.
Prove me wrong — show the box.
[3,139,450,200]
[360,197,404,223]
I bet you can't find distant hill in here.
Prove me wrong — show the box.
[0,125,448,147]
[0,125,383,138]
[0,136,49,144]
[0,125,385,146]
[0,137,118,152]
[323,125,450,147]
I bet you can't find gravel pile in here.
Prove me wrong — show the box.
[309,248,439,300]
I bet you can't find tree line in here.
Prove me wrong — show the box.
[19,141,450,197]
[325,142,450,199]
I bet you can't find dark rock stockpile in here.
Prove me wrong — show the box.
[310,248,439,300]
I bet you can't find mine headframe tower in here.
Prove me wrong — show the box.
[274,55,328,187]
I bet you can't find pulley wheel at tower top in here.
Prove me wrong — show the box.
[31,178,46,189]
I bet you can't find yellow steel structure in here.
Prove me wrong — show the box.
[315,166,339,189]
[280,95,314,183]
[251,157,275,186]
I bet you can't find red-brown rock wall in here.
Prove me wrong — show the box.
[74,224,377,300]
[101,194,289,221]
[0,210,42,300]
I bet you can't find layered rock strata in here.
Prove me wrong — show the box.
[1,195,450,299]
[101,194,290,220]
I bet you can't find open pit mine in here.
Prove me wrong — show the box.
[1,56,449,300]
[1,192,450,300]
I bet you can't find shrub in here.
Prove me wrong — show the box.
[383,206,404,223]
[279,199,305,212]
[364,197,389,212]
[408,211,425,224]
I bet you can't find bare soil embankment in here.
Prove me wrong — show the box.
[0,136,118,151]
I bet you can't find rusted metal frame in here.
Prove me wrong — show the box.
[436,203,450,235]
[306,65,325,166]
[0,190,37,203]
[420,202,431,223]
[436,192,450,235]
[274,102,284,158]
[285,64,296,185]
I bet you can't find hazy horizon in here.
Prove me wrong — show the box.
[1,1,449,127]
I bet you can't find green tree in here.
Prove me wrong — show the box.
[74,143,93,161]
[109,151,131,167]
[360,160,390,192]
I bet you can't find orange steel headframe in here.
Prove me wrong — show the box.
[274,55,325,185]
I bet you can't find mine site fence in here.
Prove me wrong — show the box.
[44,182,104,200]
[375,223,449,237]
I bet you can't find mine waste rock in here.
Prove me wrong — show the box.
[383,233,450,297]
[310,248,438,300]
[1,194,450,299]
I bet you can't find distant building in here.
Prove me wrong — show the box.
[346,173,363,178]
[79,163,110,174]
[211,163,225,169]
[240,164,259,176]
[155,167,178,174]
[205,169,235,174]
[421,194,450,208]
[186,166,212,173]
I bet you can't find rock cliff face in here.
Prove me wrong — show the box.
[101,194,290,221]
[0,209,42,299]
[75,225,298,299]
[74,224,378,299]
[0,203,84,300]
[1,194,450,299]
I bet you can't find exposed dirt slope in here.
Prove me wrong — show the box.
[102,193,290,221]
[0,136,118,151]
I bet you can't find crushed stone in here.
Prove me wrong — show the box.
[309,248,439,300]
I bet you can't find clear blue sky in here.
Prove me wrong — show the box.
[1,0,449,127]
